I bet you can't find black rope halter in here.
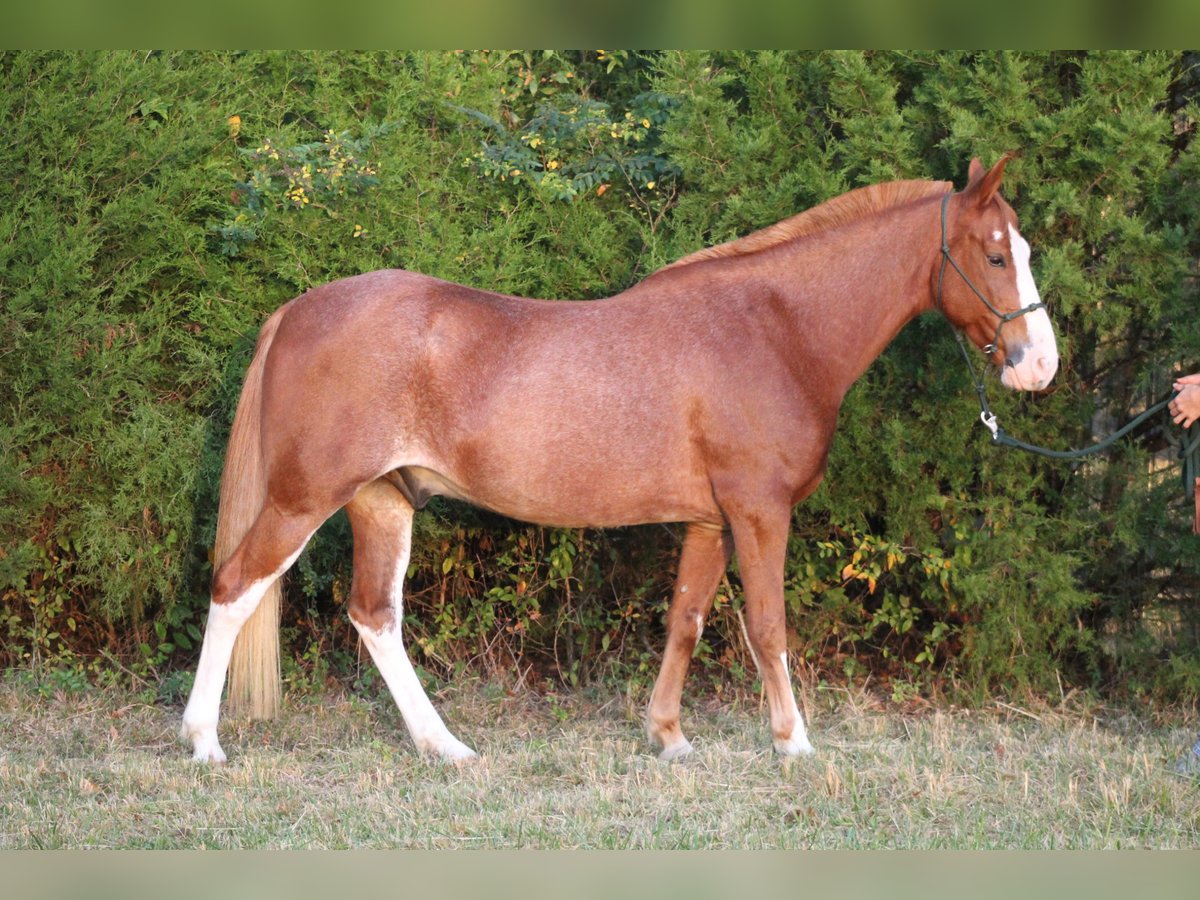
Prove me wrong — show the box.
[936,192,1046,358]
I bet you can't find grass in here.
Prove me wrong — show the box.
[2,674,1199,849]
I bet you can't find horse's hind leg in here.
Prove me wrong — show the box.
[181,504,321,763]
[646,523,733,760]
[344,479,476,762]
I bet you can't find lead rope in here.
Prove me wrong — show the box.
[958,348,1200,531]
[1178,426,1200,533]
[938,196,1200,528]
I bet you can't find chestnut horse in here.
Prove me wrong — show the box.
[181,156,1058,763]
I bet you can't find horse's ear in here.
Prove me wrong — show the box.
[964,153,1016,207]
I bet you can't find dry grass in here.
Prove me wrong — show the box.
[2,676,1198,849]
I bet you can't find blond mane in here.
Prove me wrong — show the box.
[661,179,953,273]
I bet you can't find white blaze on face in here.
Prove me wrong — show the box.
[1001,224,1059,391]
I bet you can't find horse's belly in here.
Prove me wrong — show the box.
[387,464,719,529]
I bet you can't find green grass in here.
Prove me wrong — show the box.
[2,676,1198,849]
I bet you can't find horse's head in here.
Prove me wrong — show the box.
[938,155,1059,392]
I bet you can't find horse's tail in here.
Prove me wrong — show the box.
[219,305,289,720]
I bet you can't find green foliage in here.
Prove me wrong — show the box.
[458,92,680,205]
[211,124,392,256]
[3,51,1199,707]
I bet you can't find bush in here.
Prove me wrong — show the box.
[2,51,1198,704]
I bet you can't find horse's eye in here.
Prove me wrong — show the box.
[988,254,1006,268]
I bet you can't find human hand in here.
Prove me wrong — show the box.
[1170,374,1200,429]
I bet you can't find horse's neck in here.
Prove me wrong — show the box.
[767,201,940,394]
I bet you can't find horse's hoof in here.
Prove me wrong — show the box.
[657,737,694,762]
[773,734,815,757]
[188,735,228,764]
[420,735,478,764]
[445,746,479,766]
[181,720,227,764]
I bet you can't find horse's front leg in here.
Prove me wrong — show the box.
[645,523,733,760]
[728,508,814,756]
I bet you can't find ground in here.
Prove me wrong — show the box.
[1,676,1198,849]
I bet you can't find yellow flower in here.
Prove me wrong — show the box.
[646,181,656,190]
[642,118,651,128]
[546,160,560,170]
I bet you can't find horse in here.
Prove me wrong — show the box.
[181,155,1059,764]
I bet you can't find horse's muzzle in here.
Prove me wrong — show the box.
[1001,346,1058,392]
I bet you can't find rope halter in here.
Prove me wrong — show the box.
[936,192,1045,358]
